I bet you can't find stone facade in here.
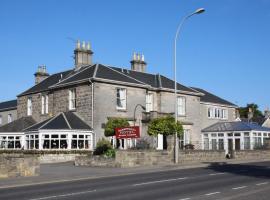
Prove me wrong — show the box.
[0,108,17,127]
[93,82,147,142]
[0,153,40,178]
[199,102,236,130]
[18,83,93,126]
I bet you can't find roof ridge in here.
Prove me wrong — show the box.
[52,64,94,87]
[103,65,150,86]
[39,113,62,129]
[93,64,99,78]
[62,113,72,129]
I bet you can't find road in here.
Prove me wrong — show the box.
[1,161,270,200]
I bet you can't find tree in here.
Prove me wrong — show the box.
[147,115,183,138]
[238,103,264,119]
[104,118,129,137]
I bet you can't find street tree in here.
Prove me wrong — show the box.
[147,115,183,137]
[104,118,129,137]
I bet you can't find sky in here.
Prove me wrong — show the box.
[0,0,269,111]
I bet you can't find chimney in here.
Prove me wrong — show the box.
[130,52,147,73]
[34,65,49,84]
[265,107,270,119]
[74,40,93,69]
[248,107,253,122]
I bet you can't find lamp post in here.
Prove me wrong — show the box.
[174,8,205,164]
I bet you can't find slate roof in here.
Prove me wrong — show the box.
[0,117,36,132]
[0,100,17,112]
[24,112,92,132]
[191,87,237,107]
[202,121,270,133]
[18,70,72,96]
[19,63,202,96]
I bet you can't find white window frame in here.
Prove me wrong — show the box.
[116,88,127,110]
[208,106,228,120]
[41,94,49,114]
[146,93,154,112]
[69,89,76,110]
[177,96,186,116]
[7,114,12,123]
[27,97,32,116]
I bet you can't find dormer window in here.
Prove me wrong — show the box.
[27,97,32,116]
[69,89,76,110]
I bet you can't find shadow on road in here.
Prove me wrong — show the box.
[205,161,270,179]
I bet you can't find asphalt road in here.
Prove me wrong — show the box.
[1,161,270,200]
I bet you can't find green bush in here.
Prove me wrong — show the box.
[104,149,116,158]
[104,118,129,137]
[93,138,113,156]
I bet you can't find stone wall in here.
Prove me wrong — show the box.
[115,150,173,168]
[178,150,226,164]
[234,150,270,161]
[40,153,89,164]
[0,153,40,178]
[75,155,120,167]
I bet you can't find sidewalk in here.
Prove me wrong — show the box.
[1,159,270,189]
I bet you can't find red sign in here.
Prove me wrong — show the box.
[115,126,140,139]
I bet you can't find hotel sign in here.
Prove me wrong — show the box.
[115,126,140,139]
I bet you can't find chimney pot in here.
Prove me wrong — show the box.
[130,52,147,73]
[34,65,49,85]
[82,41,86,49]
[74,39,93,69]
[76,40,80,49]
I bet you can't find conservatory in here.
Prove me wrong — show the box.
[24,112,94,150]
[202,121,270,154]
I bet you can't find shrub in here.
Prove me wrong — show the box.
[93,138,113,156]
[104,149,116,158]
[94,138,116,158]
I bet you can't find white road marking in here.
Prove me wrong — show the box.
[205,192,220,196]
[133,177,188,186]
[29,189,96,200]
[256,182,269,186]
[179,198,191,200]
[209,172,225,176]
[232,186,247,190]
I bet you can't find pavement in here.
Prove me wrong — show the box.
[1,160,270,199]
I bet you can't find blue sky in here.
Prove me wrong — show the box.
[0,0,269,111]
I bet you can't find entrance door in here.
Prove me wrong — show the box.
[235,138,241,150]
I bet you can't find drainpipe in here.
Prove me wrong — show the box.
[89,78,95,148]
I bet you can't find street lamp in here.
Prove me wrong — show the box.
[174,8,205,164]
